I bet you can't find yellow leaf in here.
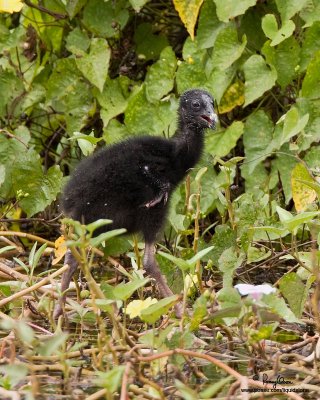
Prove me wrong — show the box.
[291,162,317,212]
[173,0,204,40]
[0,0,23,13]
[126,297,158,319]
[184,273,198,297]
[218,80,245,114]
[52,235,67,265]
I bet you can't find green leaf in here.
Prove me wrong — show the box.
[103,237,132,257]
[95,299,118,313]
[76,38,110,92]
[272,150,298,203]
[300,2,320,28]
[140,295,179,323]
[71,132,101,156]
[197,0,225,49]
[103,119,131,144]
[278,209,320,233]
[262,37,300,88]
[296,98,320,151]
[82,0,129,38]
[218,247,245,287]
[264,293,300,323]
[95,366,125,393]
[206,121,244,157]
[129,0,148,12]
[134,23,169,60]
[0,70,24,118]
[242,110,274,174]
[300,22,320,71]
[158,251,191,272]
[243,55,277,107]
[239,8,266,51]
[31,243,47,270]
[190,294,208,331]
[213,0,257,22]
[211,225,237,267]
[262,14,295,46]
[95,77,131,127]
[250,226,289,239]
[302,50,320,99]
[38,333,69,356]
[275,0,309,21]
[279,272,310,318]
[200,377,234,399]
[0,364,28,389]
[0,164,5,187]
[281,107,309,145]
[86,219,113,233]
[207,65,236,104]
[276,205,294,222]
[12,160,63,217]
[66,27,90,55]
[113,278,150,301]
[250,325,275,342]
[188,246,215,265]
[173,0,204,40]
[145,47,177,102]
[175,39,208,93]
[15,320,35,344]
[90,229,127,248]
[46,58,93,132]
[159,246,214,273]
[0,245,16,254]
[66,0,87,18]
[215,287,242,324]
[212,25,247,71]
[174,380,199,400]
[247,246,271,263]
[125,88,177,136]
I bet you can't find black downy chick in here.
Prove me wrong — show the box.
[55,89,218,318]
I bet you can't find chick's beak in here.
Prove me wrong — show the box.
[201,110,218,129]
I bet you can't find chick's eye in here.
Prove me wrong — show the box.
[191,100,200,109]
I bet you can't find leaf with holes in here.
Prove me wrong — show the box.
[262,14,295,46]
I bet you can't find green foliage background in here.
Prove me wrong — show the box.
[0,0,319,238]
[2,2,320,395]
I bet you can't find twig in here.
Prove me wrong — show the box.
[129,385,155,399]
[24,0,67,19]
[0,262,29,281]
[137,349,304,400]
[0,129,28,148]
[30,346,126,362]
[0,231,55,247]
[120,361,132,400]
[0,264,69,307]
[0,261,59,299]
[85,389,107,400]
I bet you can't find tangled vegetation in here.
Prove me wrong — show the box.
[1,0,320,398]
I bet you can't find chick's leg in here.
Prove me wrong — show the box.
[143,242,183,317]
[53,249,78,318]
